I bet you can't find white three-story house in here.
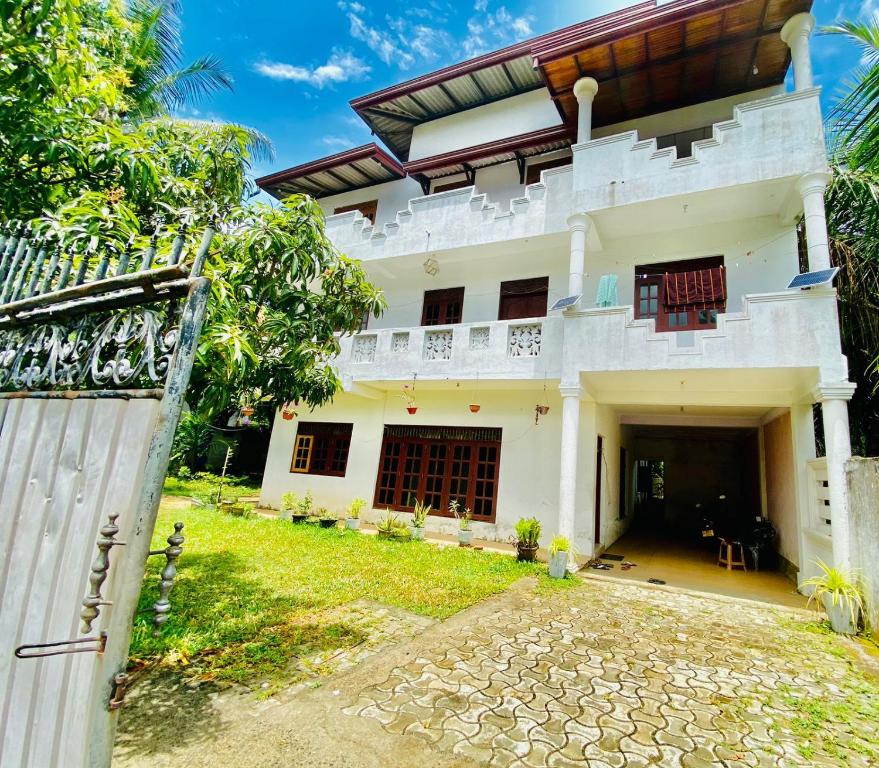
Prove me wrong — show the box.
[256,0,854,588]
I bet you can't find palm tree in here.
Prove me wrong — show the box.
[822,19,879,454]
[124,0,233,121]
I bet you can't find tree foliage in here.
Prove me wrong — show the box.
[0,0,385,418]
[824,20,879,454]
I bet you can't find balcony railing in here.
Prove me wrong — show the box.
[337,317,563,381]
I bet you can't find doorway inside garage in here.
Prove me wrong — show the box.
[605,422,803,607]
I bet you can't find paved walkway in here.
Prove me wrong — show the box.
[115,577,878,768]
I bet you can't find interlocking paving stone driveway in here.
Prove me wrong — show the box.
[344,577,879,767]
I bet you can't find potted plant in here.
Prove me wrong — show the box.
[803,559,864,635]
[469,403,481,413]
[280,491,298,521]
[409,499,430,540]
[288,490,312,523]
[317,508,337,528]
[450,500,474,546]
[346,497,365,530]
[549,535,571,578]
[376,510,408,539]
[514,517,541,561]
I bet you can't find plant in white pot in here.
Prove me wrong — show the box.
[346,497,365,530]
[280,491,297,522]
[803,559,864,635]
[409,499,430,540]
[548,535,571,578]
[451,500,474,546]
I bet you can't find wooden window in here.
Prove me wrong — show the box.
[373,425,502,522]
[421,287,465,326]
[634,256,724,332]
[432,178,471,193]
[498,277,548,320]
[525,156,572,185]
[289,422,353,476]
[333,199,378,225]
[291,435,313,473]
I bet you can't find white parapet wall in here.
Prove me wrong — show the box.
[572,88,828,211]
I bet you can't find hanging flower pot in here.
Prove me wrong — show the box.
[240,406,255,418]
[281,408,296,421]
[536,405,550,416]
[406,406,418,415]
[469,404,481,413]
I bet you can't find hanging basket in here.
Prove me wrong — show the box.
[469,404,481,413]
[406,406,418,415]
[281,408,297,421]
[240,406,255,418]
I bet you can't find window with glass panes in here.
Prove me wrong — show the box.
[289,422,353,476]
[421,287,464,326]
[634,257,724,331]
[373,425,501,521]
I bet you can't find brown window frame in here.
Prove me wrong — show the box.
[289,422,353,477]
[373,425,502,522]
[421,287,465,326]
[333,199,378,225]
[498,276,549,320]
[432,178,472,193]
[634,256,725,332]
[525,156,572,185]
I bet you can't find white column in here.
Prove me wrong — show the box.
[566,213,591,300]
[780,13,816,91]
[815,382,857,571]
[558,385,582,542]
[573,77,599,143]
[796,172,832,272]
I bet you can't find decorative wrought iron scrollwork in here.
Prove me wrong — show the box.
[0,302,181,392]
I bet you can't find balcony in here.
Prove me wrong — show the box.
[571,88,827,214]
[336,317,563,384]
[335,289,845,389]
[324,89,827,262]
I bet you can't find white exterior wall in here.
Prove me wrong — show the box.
[408,89,561,161]
[261,388,565,546]
[317,176,424,234]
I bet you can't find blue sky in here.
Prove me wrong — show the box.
[177,0,869,184]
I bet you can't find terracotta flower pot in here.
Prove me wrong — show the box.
[241,406,254,418]
[281,409,296,421]
[406,406,418,415]
[469,404,481,413]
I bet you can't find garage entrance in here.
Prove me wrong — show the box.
[605,423,804,607]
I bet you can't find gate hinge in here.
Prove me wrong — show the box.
[108,672,130,711]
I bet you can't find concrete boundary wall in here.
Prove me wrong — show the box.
[846,457,879,633]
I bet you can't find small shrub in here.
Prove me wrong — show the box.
[411,499,431,528]
[449,499,472,531]
[376,510,408,538]
[282,491,298,511]
[549,535,570,556]
[297,491,313,517]
[347,497,366,519]
[802,559,864,628]
[515,517,541,546]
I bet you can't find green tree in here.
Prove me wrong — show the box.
[823,19,879,454]
[0,0,385,424]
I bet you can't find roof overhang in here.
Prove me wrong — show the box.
[403,125,575,180]
[350,0,810,161]
[256,143,406,199]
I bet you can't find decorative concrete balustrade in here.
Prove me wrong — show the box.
[337,317,563,383]
[338,290,844,386]
[324,90,827,263]
[571,88,827,212]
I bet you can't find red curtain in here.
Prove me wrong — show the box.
[664,266,726,312]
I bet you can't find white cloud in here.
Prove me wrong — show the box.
[253,49,370,88]
[462,4,534,58]
[321,136,356,149]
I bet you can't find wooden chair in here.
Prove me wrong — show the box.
[717,537,747,571]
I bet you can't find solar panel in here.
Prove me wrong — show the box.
[550,295,581,311]
[787,268,839,290]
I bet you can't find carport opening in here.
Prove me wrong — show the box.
[630,426,760,539]
[607,423,802,607]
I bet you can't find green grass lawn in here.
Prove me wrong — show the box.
[130,500,541,688]
[161,473,261,504]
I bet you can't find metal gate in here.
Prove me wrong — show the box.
[0,222,213,767]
